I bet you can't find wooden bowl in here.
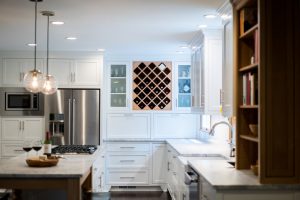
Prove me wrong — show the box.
[249,124,258,136]
[26,156,59,167]
[250,164,258,176]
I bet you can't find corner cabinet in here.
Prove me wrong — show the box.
[191,30,223,115]
[232,0,300,183]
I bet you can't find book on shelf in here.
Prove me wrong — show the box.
[254,29,259,63]
[242,72,258,105]
[239,7,258,35]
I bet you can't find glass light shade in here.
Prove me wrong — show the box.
[23,69,44,93]
[42,75,57,95]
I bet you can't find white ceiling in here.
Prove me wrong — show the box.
[0,0,225,55]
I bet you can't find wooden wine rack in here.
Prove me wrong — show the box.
[132,61,172,110]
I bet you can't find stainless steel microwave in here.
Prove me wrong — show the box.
[0,87,44,116]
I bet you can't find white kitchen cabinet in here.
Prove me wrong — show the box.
[175,62,192,112]
[2,58,44,86]
[152,143,167,184]
[153,114,198,139]
[191,30,223,115]
[92,151,106,192]
[106,113,150,139]
[1,142,23,157]
[107,62,130,111]
[106,142,150,186]
[199,176,216,200]
[222,12,234,117]
[49,59,101,88]
[167,145,180,199]
[1,117,44,141]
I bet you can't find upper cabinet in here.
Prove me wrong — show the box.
[221,5,234,117]
[49,59,101,88]
[107,62,130,111]
[175,62,192,112]
[1,58,102,88]
[2,58,44,87]
[191,30,223,115]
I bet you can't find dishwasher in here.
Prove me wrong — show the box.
[184,167,199,200]
[181,156,227,200]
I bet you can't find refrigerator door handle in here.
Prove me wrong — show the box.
[68,99,72,145]
[72,98,76,145]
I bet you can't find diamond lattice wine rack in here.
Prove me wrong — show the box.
[132,61,172,110]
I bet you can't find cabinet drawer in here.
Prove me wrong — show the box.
[106,143,150,152]
[107,170,149,185]
[107,154,149,168]
[1,143,23,157]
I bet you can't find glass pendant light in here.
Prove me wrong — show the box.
[24,0,44,93]
[41,11,57,95]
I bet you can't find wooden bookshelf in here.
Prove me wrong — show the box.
[239,105,258,109]
[232,0,259,176]
[232,0,300,184]
[240,135,258,142]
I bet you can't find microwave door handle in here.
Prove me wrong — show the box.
[72,98,76,145]
[68,99,72,145]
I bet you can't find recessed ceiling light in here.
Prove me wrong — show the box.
[176,51,184,54]
[221,14,232,20]
[27,43,37,47]
[198,24,208,28]
[204,14,217,19]
[66,37,77,40]
[180,45,189,49]
[51,21,64,25]
[97,48,105,52]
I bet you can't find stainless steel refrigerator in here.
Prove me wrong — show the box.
[44,89,100,145]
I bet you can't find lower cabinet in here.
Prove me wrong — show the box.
[106,142,151,186]
[0,117,44,159]
[152,143,167,184]
[92,151,106,192]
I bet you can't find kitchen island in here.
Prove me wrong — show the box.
[0,147,102,200]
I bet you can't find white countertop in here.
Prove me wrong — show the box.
[166,139,232,158]
[0,146,103,178]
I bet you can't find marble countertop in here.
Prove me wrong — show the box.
[188,159,300,190]
[166,139,232,158]
[0,146,103,178]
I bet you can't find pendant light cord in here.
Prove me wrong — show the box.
[46,14,49,75]
[34,0,37,71]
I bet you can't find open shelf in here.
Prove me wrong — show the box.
[239,63,258,72]
[240,24,258,39]
[240,135,259,142]
[239,105,259,109]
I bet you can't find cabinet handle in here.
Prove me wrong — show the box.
[167,162,170,171]
[14,149,24,152]
[183,194,186,200]
[19,121,22,131]
[202,195,209,200]
[20,73,23,82]
[192,95,195,107]
[99,175,102,188]
[120,147,135,149]
[120,160,135,163]
[120,177,135,179]
[22,121,25,130]
[73,73,76,82]
[220,89,222,105]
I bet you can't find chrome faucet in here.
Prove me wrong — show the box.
[209,121,235,157]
